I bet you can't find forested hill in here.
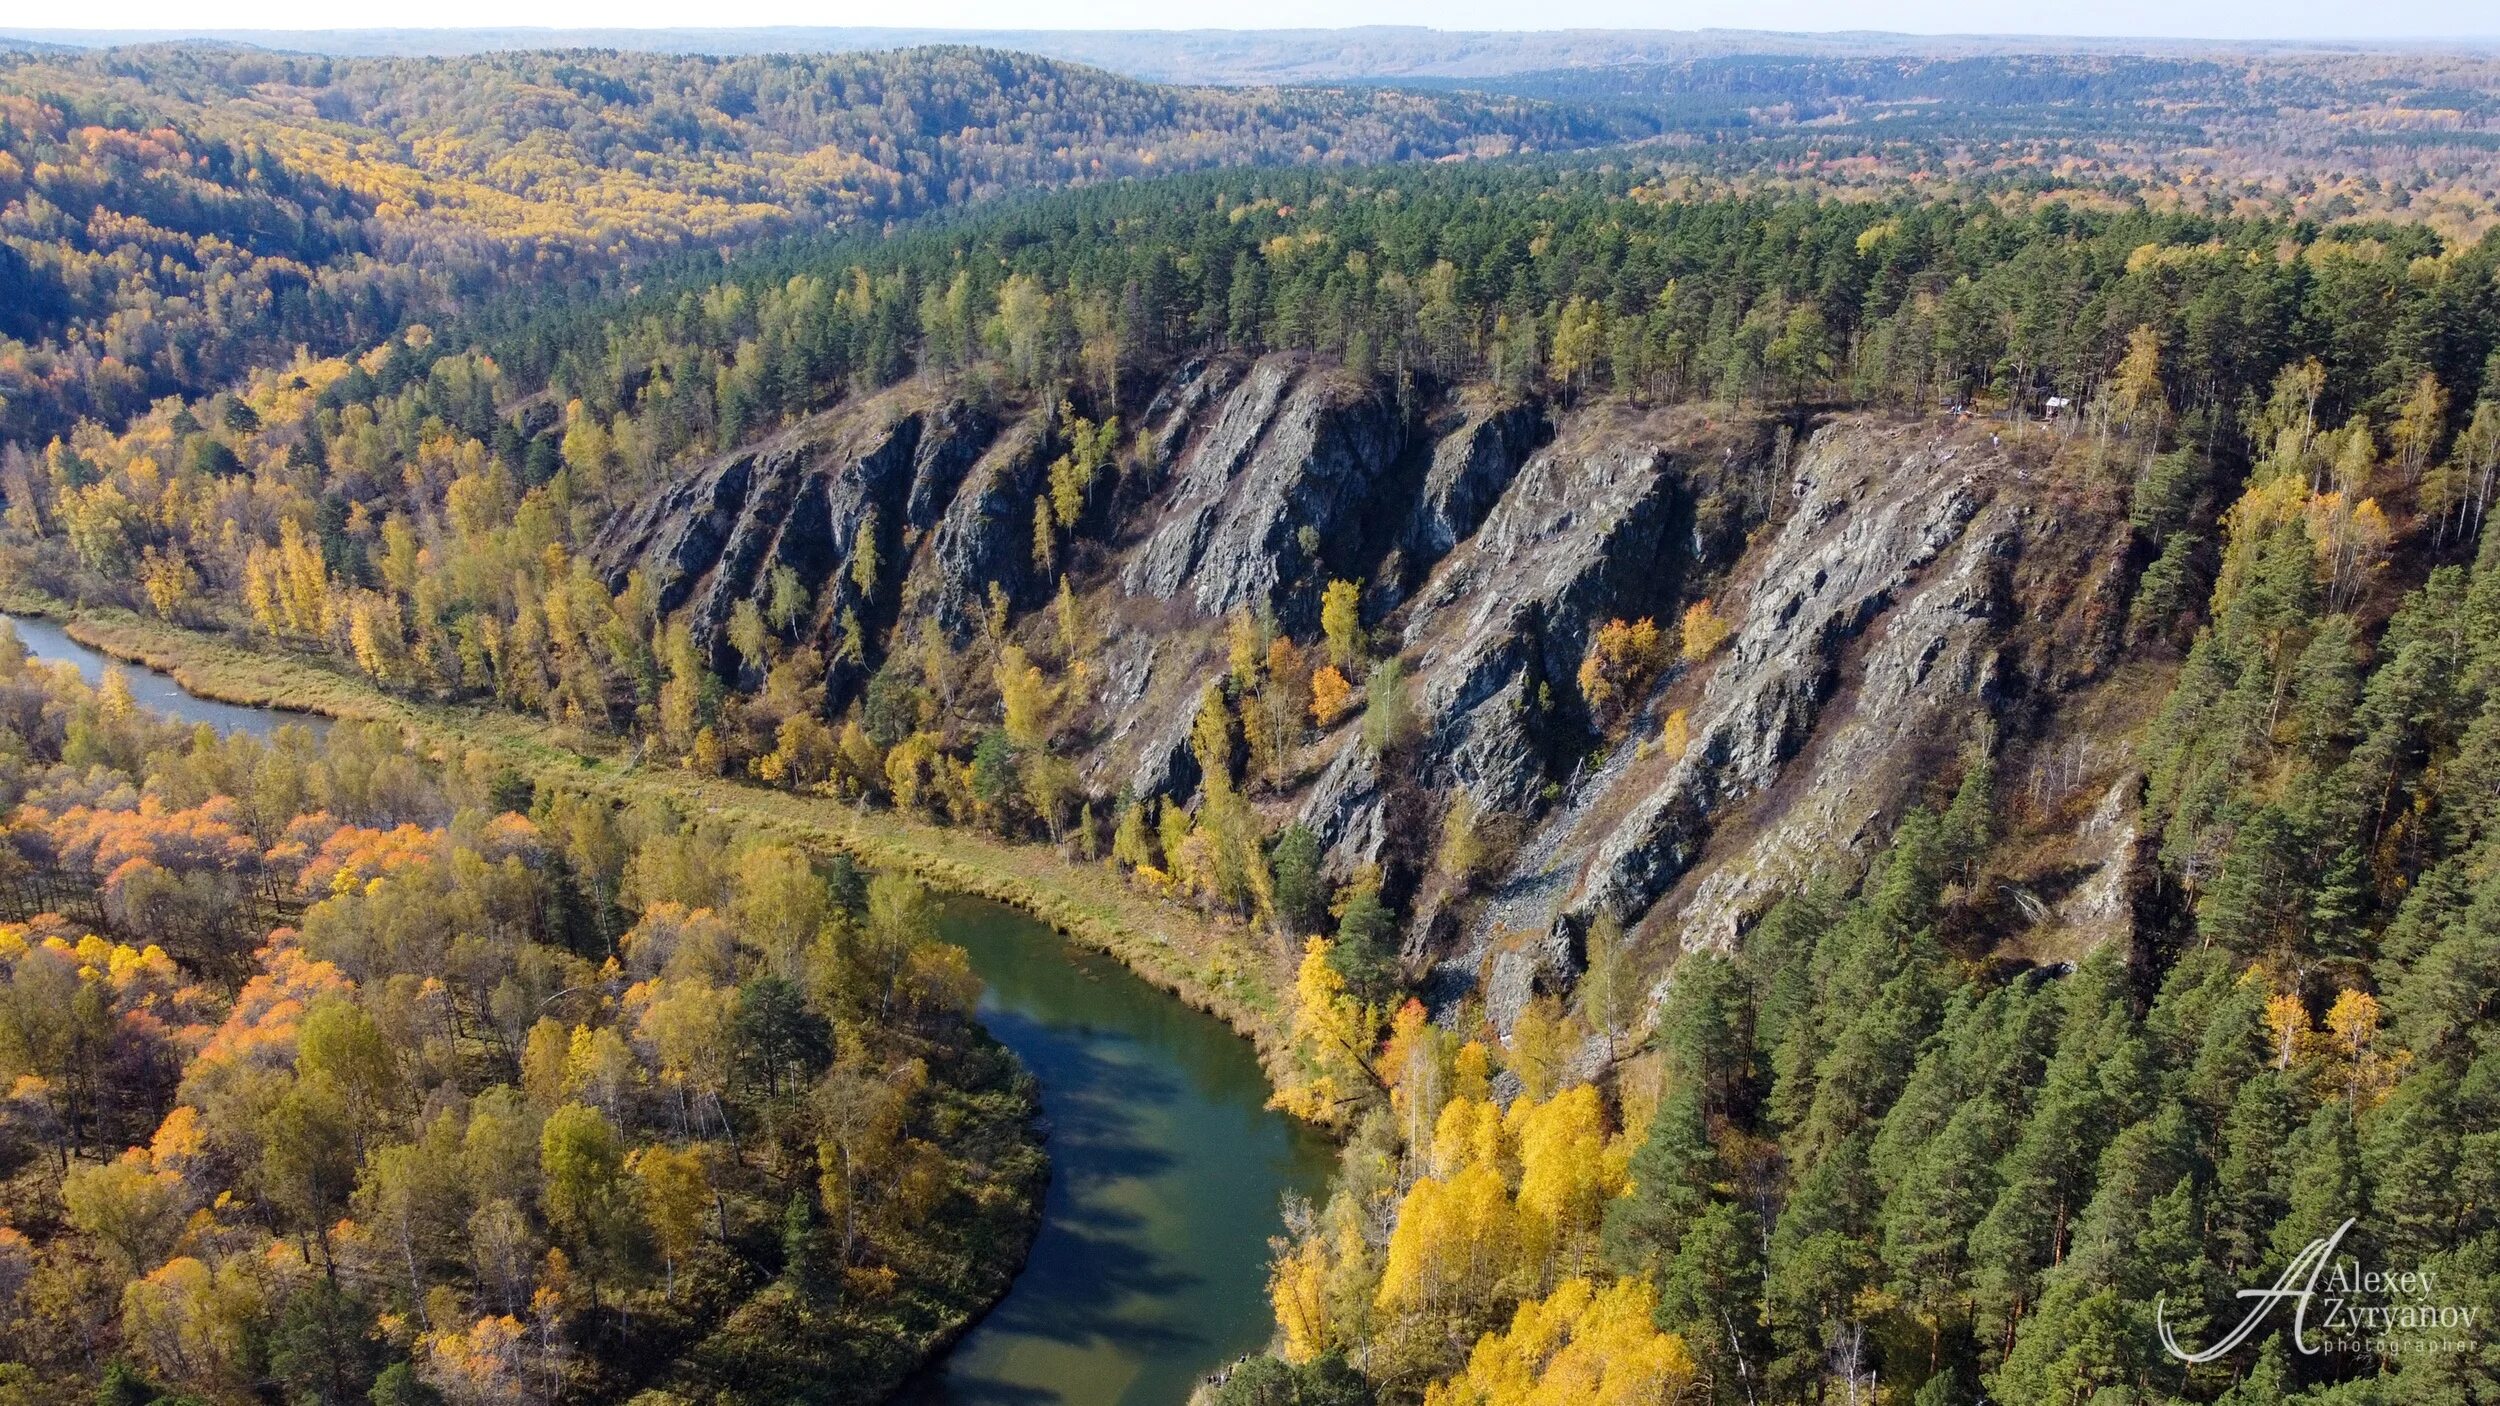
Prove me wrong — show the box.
[18,156,2500,997]
[8,101,2500,1406]
[1384,50,2500,237]
[10,34,2499,454]
[4,26,2481,79]
[0,42,1628,446]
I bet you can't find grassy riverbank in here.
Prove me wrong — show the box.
[7,597,1300,1075]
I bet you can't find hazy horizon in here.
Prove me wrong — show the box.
[6,6,2497,44]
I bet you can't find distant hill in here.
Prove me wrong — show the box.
[8,25,2490,83]
[6,30,2497,450]
[0,41,1626,443]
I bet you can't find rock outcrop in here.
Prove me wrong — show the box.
[1416,417,2136,1023]
[593,390,959,699]
[1303,404,1759,870]
[1401,400,1548,566]
[591,450,754,618]
[901,408,1056,641]
[1573,422,2004,939]
[1122,357,1406,630]
[597,363,2137,1027]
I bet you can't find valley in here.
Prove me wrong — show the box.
[2,23,2498,1406]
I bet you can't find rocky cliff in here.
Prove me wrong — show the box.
[594,355,2148,1021]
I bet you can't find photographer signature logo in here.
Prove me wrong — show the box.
[2159,1218,2480,1363]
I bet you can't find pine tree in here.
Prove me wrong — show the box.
[1764,1131,1877,1398]
[1330,878,1399,1005]
[2213,1071,2300,1278]
[1967,957,2135,1358]
[1990,1103,2200,1406]
[2361,1064,2470,1271]
[1939,745,1996,886]
[1657,951,1755,1121]
[1601,1086,1715,1283]
[1881,1095,2008,1363]
[1654,1200,1767,1405]
[1273,823,1326,936]
[2272,1103,2364,1267]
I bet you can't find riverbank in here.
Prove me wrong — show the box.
[7,596,1302,1082]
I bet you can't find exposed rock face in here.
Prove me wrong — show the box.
[600,368,2135,1027]
[795,413,932,703]
[1402,401,1548,565]
[1646,485,2010,945]
[1121,359,1295,604]
[591,452,755,618]
[1412,417,2137,1025]
[1297,730,1384,872]
[1122,357,1406,630]
[901,409,1055,641]
[904,401,996,533]
[1572,424,2003,940]
[1297,406,1764,898]
[1139,358,1236,470]
[1319,410,1717,828]
[591,392,951,700]
[1407,438,1686,813]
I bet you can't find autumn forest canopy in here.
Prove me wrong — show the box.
[3,26,2500,1406]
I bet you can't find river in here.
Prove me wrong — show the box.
[912,901,1334,1405]
[3,614,330,739]
[1,613,1332,1406]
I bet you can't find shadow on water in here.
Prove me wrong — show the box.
[0,618,1330,1405]
[902,898,1336,1406]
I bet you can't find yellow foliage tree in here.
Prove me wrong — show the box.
[2390,371,2449,485]
[1191,682,1238,797]
[2320,988,2408,1110]
[630,1143,709,1299]
[348,591,407,685]
[1678,598,1732,664]
[1432,1096,1507,1181]
[1452,1040,1493,1105]
[139,547,199,622]
[1506,997,1573,1103]
[1507,1084,1622,1279]
[1549,297,1605,403]
[1375,1160,1518,1324]
[1321,579,1365,670]
[2264,991,2308,1070]
[120,1255,266,1398]
[1384,998,1454,1151]
[884,732,943,813]
[996,645,1057,750]
[2111,323,2165,440]
[1276,936,1374,1123]
[1311,665,1355,728]
[1420,1277,1696,1406]
[1271,1233,1335,1366]
[1577,617,1665,730]
[1031,496,1057,576]
[62,1149,186,1275]
[1659,707,1691,761]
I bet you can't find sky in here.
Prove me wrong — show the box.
[13,0,2498,41]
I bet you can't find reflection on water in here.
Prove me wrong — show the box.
[1,614,329,739]
[910,899,1334,1406]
